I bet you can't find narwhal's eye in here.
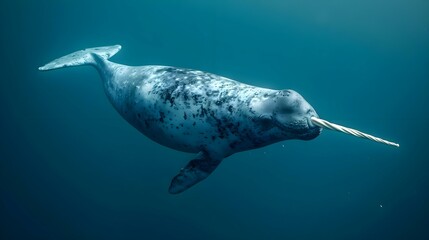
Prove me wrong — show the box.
[277,102,295,114]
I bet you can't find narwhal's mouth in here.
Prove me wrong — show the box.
[273,117,322,140]
[306,116,322,131]
[306,115,314,127]
[303,117,323,140]
[300,109,322,140]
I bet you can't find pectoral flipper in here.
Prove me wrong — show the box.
[169,151,222,194]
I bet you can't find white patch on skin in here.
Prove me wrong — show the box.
[250,98,265,113]
[140,81,154,95]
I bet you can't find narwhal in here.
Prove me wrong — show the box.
[39,45,399,194]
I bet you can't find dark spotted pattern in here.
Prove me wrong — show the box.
[102,64,319,159]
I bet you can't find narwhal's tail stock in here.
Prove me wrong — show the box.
[38,45,121,71]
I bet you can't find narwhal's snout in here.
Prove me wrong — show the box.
[274,89,322,140]
[301,101,322,140]
[304,115,322,140]
[305,108,319,128]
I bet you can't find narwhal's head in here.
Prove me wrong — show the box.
[256,89,322,140]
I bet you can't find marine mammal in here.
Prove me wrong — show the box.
[39,45,398,194]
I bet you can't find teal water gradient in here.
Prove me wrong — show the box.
[1,1,428,239]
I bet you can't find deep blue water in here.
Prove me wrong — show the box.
[1,1,429,239]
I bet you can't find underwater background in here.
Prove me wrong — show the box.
[1,0,428,239]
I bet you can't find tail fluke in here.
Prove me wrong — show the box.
[38,45,122,71]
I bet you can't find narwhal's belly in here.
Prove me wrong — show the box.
[111,66,275,155]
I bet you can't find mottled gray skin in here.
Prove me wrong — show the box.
[92,55,321,193]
